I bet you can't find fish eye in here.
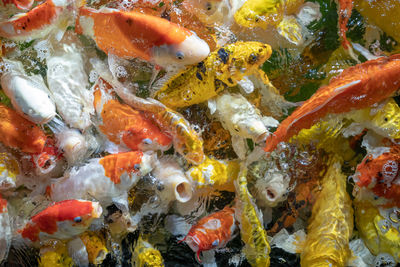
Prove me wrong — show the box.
[134,164,141,170]
[142,138,153,145]
[176,51,185,60]
[248,53,258,64]
[74,216,82,223]
[206,2,212,11]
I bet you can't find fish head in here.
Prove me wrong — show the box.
[182,0,229,24]
[151,33,210,69]
[234,117,268,142]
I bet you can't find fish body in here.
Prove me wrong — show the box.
[132,235,164,267]
[354,142,400,207]
[181,206,236,262]
[300,157,353,267]
[0,194,11,264]
[265,54,400,152]
[155,42,272,109]
[235,167,270,267]
[338,0,353,50]
[20,199,102,243]
[1,70,56,125]
[46,45,94,130]
[76,7,210,69]
[0,0,70,40]
[79,231,108,265]
[49,151,155,205]
[113,85,205,164]
[93,79,172,151]
[0,104,46,154]
[182,0,230,25]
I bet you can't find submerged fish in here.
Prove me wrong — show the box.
[337,0,353,50]
[79,231,108,265]
[131,235,164,267]
[0,194,11,264]
[93,79,172,152]
[20,199,102,243]
[265,54,400,153]
[155,41,272,109]
[76,7,210,69]
[180,206,236,262]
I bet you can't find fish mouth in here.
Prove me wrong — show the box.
[91,202,103,218]
[175,180,193,203]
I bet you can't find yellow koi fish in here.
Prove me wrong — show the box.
[131,235,164,267]
[154,41,272,109]
[300,157,353,267]
[235,165,270,267]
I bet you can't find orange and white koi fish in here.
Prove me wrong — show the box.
[337,0,353,50]
[0,104,46,154]
[354,142,400,207]
[49,151,156,206]
[265,54,400,153]
[93,79,172,152]
[19,199,102,243]
[0,194,11,263]
[0,0,71,41]
[30,137,63,175]
[180,206,236,262]
[76,7,210,69]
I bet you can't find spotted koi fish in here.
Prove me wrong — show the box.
[93,79,172,152]
[76,6,210,69]
[354,142,400,208]
[154,41,272,109]
[180,206,236,262]
[265,54,400,153]
[49,151,155,206]
[235,166,270,267]
[20,199,102,243]
[0,0,71,40]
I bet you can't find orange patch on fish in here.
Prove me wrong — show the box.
[0,104,46,154]
[76,7,191,61]
[99,151,144,184]
[0,0,63,38]
[356,143,400,207]
[265,54,400,152]
[20,199,95,242]
[338,0,353,50]
[181,206,236,262]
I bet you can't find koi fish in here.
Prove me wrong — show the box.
[180,206,236,262]
[154,42,272,109]
[354,142,400,207]
[338,0,353,50]
[182,0,231,25]
[265,54,400,153]
[79,231,108,265]
[49,151,156,206]
[39,240,74,267]
[354,199,400,263]
[93,79,172,152]
[0,194,11,263]
[0,152,19,191]
[234,166,270,267]
[112,84,205,165]
[300,157,353,267]
[186,156,239,191]
[1,67,56,125]
[46,44,94,130]
[20,199,102,243]
[0,104,46,154]
[131,235,164,267]
[76,7,210,69]
[0,0,71,41]
[30,137,63,175]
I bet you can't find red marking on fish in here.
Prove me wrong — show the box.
[265,54,400,152]
[181,206,236,262]
[20,199,96,242]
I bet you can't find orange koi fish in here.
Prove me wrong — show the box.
[0,104,46,154]
[49,151,155,206]
[20,199,102,242]
[355,142,400,207]
[265,54,400,153]
[180,206,236,262]
[338,0,353,50]
[76,7,210,69]
[0,0,70,40]
[93,79,172,151]
[30,137,63,174]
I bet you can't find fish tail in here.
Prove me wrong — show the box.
[196,250,202,263]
